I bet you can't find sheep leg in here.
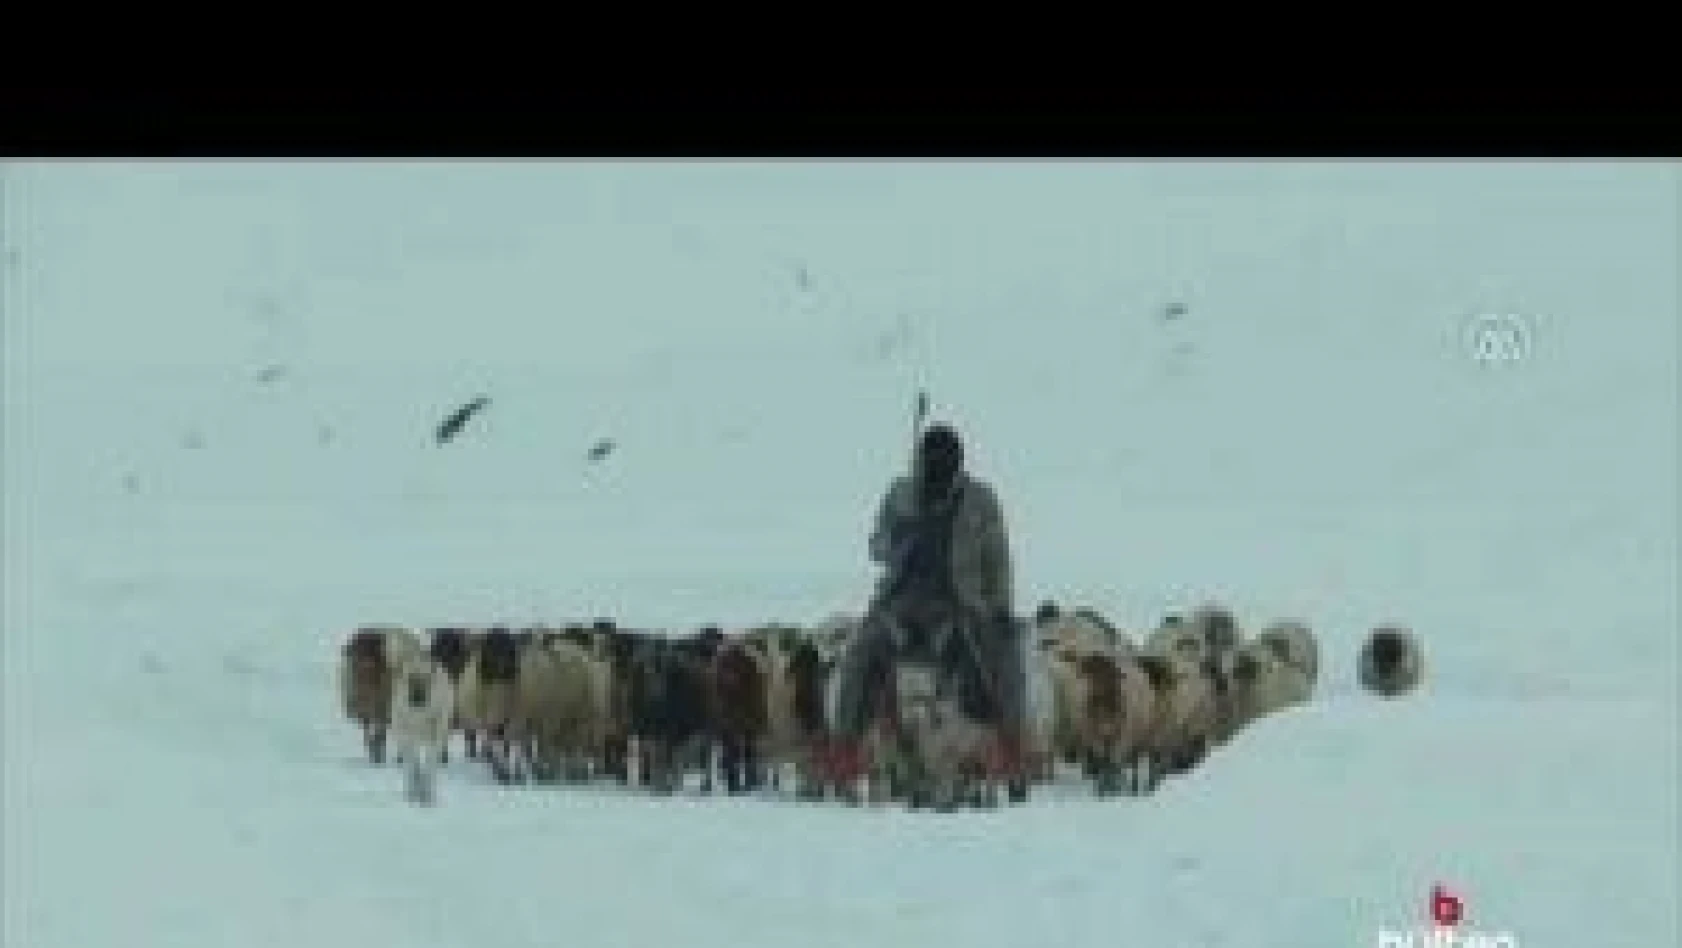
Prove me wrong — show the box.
[901,743,934,811]
[725,738,759,793]
[1093,751,1123,797]
[488,731,522,785]
[526,737,552,784]
[604,734,629,783]
[931,769,960,813]
[646,738,666,791]
[718,739,739,794]
[365,722,388,765]
[440,716,458,765]
[647,740,675,794]
[490,737,515,784]
[1119,751,1141,795]
[565,737,593,783]
[698,739,716,794]
[748,742,768,791]
[633,737,653,789]
[640,740,661,792]
[795,747,826,802]
[544,736,568,784]
[729,740,750,794]
[1134,752,1165,794]
[970,765,1000,809]
[404,748,437,806]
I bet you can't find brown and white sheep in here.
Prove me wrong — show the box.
[1056,651,1159,795]
[338,625,424,764]
[455,627,523,781]
[424,628,473,763]
[1134,648,1222,786]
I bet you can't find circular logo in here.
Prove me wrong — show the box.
[1464,313,1533,366]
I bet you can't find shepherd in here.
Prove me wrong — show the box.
[826,419,1028,792]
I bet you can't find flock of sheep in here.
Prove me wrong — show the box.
[338,601,1425,808]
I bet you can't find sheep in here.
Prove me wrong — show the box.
[1254,619,1319,706]
[554,619,638,783]
[1033,601,1133,659]
[580,622,663,787]
[781,633,835,800]
[456,627,523,782]
[1359,624,1423,698]
[1022,641,1062,784]
[1134,648,1222,787]
[388,649,456,806]
[860,653,1004,812]
[338,625,423,765]
[505,633,607,784]
[1036,609,1145,774]
[1187,604,1243,669]
[426,628,473,763]
[1057,650,1159,796]
[810,613,858,672]
[896,669,1002,811]
[752,624,831,799]
[709,632,773,794]
[1139,605,1251,748]
[447,630,487,761]
[578,625,625,779]
[627,633,716,794]
[1146,612,1212,666]
[1219,619,1319,730]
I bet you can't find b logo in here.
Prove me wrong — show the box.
[1431,884,1465,927]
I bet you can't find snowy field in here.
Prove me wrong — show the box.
[3,161,1677,948]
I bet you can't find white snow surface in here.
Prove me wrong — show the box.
[3,161,1678,948]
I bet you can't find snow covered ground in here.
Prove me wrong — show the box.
[3,161,1677,948]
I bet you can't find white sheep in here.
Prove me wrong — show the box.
[387,650,456,806]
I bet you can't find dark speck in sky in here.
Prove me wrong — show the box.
[436,395,491,445]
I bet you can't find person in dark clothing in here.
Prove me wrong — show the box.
[826,422,1027,787]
